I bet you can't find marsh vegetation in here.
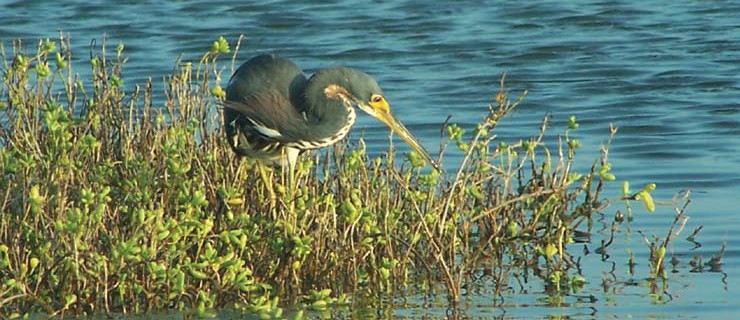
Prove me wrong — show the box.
[0,35,707,318]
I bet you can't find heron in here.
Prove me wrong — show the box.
[223,54,439,171]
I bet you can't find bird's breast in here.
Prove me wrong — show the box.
[288,107,356,150]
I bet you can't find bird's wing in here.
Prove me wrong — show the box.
[223,91,308,142]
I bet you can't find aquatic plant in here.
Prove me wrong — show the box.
[0,34,708,318]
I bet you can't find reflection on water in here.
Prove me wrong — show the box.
[1,0,738,317]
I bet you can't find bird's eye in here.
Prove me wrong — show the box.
[371,95,383,103]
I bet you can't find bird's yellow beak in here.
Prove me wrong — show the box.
[364,97,440,171]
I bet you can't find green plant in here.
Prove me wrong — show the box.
[0,34,702,318]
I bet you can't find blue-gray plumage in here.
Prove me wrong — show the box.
[224,54,438,170]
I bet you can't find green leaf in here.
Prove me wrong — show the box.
[405,151,425,168]
[64,294,77,308]
[35,62,51,78]
[211,85,225,99]
[622,181,631,197]
[209,36,230,54]
[189,268,209,280]
[637,191,655,213]
[544,243,558,259]
[41,38,57,54]
[568,115,579,129]
[55,52,67,69]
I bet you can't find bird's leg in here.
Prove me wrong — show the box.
[281,148,300,230]
[256,163,277,216]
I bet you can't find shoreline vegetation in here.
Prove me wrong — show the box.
[0,35,706,318]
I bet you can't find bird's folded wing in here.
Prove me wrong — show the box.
[222,92,308,142]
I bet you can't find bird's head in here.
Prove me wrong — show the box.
[320,68,440,171]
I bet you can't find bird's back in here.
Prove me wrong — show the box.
[226,54,307,107]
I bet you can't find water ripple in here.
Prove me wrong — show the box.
[1,1,739,312]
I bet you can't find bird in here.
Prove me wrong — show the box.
[223,54,439,171]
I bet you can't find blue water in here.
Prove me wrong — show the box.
[2,0,739,318]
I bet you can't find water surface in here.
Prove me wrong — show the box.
[2,0,738,318]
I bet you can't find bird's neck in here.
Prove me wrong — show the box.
[298,77,356,146]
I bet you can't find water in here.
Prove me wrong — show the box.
[2,0,739,317]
